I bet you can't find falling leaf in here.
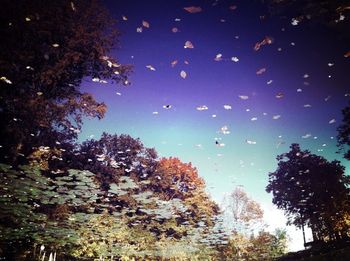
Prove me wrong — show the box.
[267,80,273,85]
[37,92,43,96]
[184,6,202,13]
[297,88,302,92]
[275,93,284,99]
[196,105,208,111]
[329,119,336,124]
[212,114,217,118]
[324,95,331,102]
[302,134,312,139]
[25,17,31,22]
[180,70,187,79]
[291,18,300,26]
[70,2,76,11]
[246,139,257,145]
[344,51,350,58]
[52,43,59,47]
[220,125,230,135]
[136,27,143,33]
[163,105,172,109]
[251,117,258,121]
[223,105,232,110]
[303,104,312,108]
[122,15,128,21]
[116,92,121,96]
[254,36,273,51]
[0,76,12,84]
[303,74,309,78]
[328,62,334,67]
[231,56,239,62]
[184,41,194,49]
[272,115,281,120]
[229,5,237,11]
[142,20,150,28]
[214,53,223,61]
[171,60,178,67]
[152,111,159,115]
[238,95,249,100]
[216,141,225,147]
[256,68,266,75]
[172,27,179,33]
[146,65,156,71]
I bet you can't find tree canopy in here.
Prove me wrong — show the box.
[0,0,131,164]
[266,143,350,242]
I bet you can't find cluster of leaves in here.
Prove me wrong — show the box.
[0,164,101,257]
[222,228,289,261]
[266,0,350,33]
[266,143,350,242]
[0,0,131,164]
[0,131,231,259]
[337,101,350,160]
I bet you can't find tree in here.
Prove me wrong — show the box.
[0,0,131,164]
[152,157,205,200]
[337,101,350,160]
[224,187,264,234]
[222,228,288,261]
[266,0,350,36]
[71,133,158,189]
[152,157,220,226]
[0,164,103,259]
[266,143,350,242]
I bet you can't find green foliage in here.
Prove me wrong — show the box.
[0,163,104,257]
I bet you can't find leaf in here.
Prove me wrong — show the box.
[183,6,202,13]
[184,41,194,49]
[142,20,150,28]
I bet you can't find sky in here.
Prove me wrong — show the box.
[79,0,350,251]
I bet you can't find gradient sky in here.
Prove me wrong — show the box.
[79,0,350,250]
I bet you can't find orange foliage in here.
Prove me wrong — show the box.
[153,157,205,200]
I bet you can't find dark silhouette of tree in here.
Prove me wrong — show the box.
[337,101,350,160]
[266,144,350,242]
[73,133,158,189]
[266,0,350,33]
[0,0,131,164]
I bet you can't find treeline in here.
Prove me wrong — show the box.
[0,133,288,260]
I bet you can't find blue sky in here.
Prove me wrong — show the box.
[79,0,350,250]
